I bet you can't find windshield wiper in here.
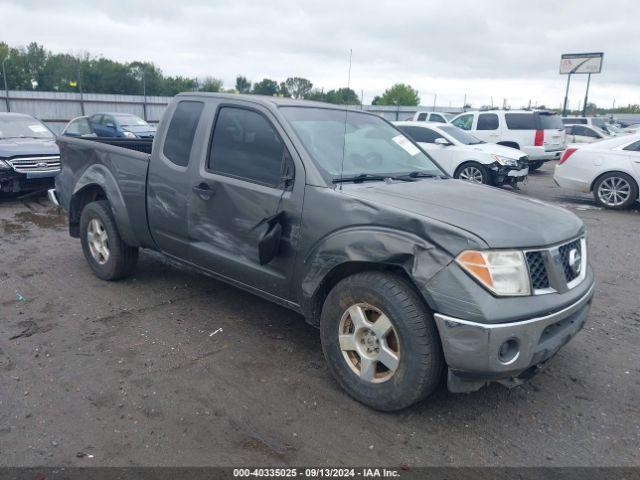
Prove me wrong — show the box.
[390,171,439,181]
[333,173,388,184]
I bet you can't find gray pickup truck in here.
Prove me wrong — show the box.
[51,93,594,411]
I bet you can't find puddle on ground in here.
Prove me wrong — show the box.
[2,208,67,234]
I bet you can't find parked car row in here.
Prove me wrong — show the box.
[62,113,156,139]
[0,112,154,194]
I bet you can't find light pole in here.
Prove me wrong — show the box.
[140,67,147,121]
[2,55,9,112]
[77,57,85,115]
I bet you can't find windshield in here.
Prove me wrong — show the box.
[281,107,442,178]
[0,117,54,140]
[439,125,484,145]
[604,123,623,133]
[113,115,150,127]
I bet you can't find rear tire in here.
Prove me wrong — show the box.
[528,160,544,171]
[80,200,139,280]
[454,162,491,185]
[593,172,638,210]
[320,272,443,411]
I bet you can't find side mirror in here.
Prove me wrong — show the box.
[105,122,116,128]
[434,137,450,146]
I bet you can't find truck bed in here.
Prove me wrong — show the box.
[55,135,154,248]
[80,137,154,155]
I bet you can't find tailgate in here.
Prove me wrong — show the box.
[536,112,566,151]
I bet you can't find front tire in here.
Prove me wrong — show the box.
[528,160,544,171]
[80,200,139,280]
[320,272,443,411]
[593,172,638,210]
[454,162,491,185]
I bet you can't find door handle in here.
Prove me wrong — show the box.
[192,182,215,200]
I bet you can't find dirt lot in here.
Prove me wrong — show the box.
[1,164,639,467]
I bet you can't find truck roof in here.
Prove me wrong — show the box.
[176,92,355,111]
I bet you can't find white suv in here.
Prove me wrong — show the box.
[450,110,566,170]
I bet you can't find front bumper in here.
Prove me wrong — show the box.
[488,163,529,185]
[527,150,563,162]
[433,284,594,392]
[0,169,58,193]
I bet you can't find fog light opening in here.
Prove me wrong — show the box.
[499,338,520,365]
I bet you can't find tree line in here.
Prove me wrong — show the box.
[0,41,422,106]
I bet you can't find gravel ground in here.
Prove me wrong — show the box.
[0,163,639,467]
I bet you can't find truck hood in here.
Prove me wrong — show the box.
[0,137,59,158]
[343,178,584,249]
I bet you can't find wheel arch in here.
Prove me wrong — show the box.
[589,169,639,193]
[298,226,462,327]
[497,141,520,150]
[69,164,138,245]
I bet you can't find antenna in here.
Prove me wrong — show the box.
[338,48,352,190]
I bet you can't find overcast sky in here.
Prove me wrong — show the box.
[3,0,639,108]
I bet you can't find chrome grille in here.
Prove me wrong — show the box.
[7,156,61,173]
[525,237,586,294]
[526,251,549,289]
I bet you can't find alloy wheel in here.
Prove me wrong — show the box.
[87,218,110,265]
[338,303,400,383]
[597,176,631,207]
[459,166,484,184]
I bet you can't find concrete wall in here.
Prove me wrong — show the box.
[0,89,464,133]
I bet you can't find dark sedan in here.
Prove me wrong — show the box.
[0,113,60,193]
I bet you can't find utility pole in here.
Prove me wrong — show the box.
[77,57,85,115]
[2,55,10,112]
[582,73,591,117]
[462,93,467,112]
[432,93,437,112]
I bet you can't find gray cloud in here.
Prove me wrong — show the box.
[3,0,639,107]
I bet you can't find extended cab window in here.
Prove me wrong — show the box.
[163,101,204,167]
[208,107,286,187]
[477,113,499,130]
[417,113,428,121]
[505,113,536,130]
[430,114,446,123]
[452,114,473,130]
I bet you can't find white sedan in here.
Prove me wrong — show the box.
[394,121,529,187]
[554,134,640,209]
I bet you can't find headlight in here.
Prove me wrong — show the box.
[122,131,137,138]
[491,155,519,167]
[456,250,530,296]
[0,159,12,170]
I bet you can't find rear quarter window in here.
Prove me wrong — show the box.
[537,113,564,130]
[505,113,536,130]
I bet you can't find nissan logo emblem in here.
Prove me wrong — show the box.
[568,248,582,276]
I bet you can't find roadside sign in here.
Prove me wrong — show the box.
[560,53,603,74]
